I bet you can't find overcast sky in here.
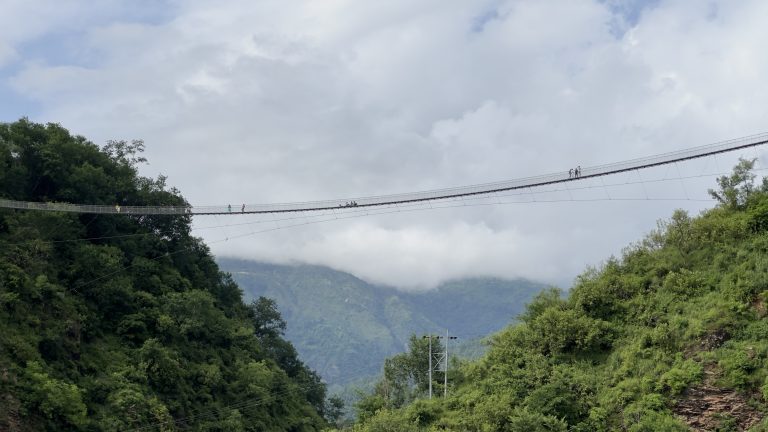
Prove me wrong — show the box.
[2,0,768,290]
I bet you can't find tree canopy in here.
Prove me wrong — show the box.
[0,119,329,431]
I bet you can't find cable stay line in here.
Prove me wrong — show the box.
[1,132,766,216]
[66,192,711,296]
[6,166,766,248]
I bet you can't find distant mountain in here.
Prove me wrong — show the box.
[217,258,548,390]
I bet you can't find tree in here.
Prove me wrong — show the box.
[709,158,756,209]
[325,395,345,427]
[103,139,147,168]
[249,297,287,340]
[0,120,328,431]
[359,334,445,414]
[23,361,87,428]
[518,287,565,323]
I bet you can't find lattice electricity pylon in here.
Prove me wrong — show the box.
[423,332,458,398]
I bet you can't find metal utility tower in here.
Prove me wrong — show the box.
[426,335,432,398]
[443,330,458,397]
[423,331,458,399]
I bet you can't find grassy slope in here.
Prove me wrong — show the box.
[352,168,768,431]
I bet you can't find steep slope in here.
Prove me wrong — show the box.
[217,259,547,389]
[0,120,327,431]
[351,160,768,431]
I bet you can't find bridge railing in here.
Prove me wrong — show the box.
[1,132,767,215]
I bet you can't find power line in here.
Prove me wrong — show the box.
[1,132,766,215]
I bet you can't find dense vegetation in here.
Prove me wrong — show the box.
[349,159,768,431]
[219,259,545,393]
[0,120,329,431]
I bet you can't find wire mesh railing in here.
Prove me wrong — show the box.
[1,132,767,216]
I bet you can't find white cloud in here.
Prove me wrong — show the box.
[4,0,768,289]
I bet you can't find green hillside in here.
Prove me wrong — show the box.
[349,159,768,431]
[217,259,547,390]
[0,120,328,431]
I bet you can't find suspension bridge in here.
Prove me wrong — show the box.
[2,132,767,216]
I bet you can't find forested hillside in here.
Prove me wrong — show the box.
[349,160,768,431]
[217,259,546,391]
[0,120,329,431]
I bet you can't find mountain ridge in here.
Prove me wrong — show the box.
[217,258,548,389]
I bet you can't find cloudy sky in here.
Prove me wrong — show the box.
[2,0,768,289]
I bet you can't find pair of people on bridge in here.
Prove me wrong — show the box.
[227,204,246,213]
[568,166,582,178]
